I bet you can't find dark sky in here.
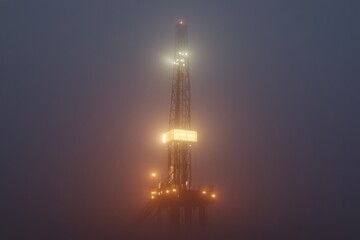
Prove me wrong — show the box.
[1,0,359,239]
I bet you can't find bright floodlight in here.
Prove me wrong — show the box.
[151,173,156,177]
[162,129,198,144]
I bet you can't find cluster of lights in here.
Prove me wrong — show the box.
[149,173,215,200]
[172,51,188,66]
[150,189,216,200]
[175,63,185,67]
[179,51,188,56]
[202,190,216,199]
[150,188,178,199]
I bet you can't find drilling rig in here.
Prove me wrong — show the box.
[137,20,215,227]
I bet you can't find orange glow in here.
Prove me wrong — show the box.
[202,191,207,194]
[211,194,216,198]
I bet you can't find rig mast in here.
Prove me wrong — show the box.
[167,20,192,190]
[137,20,215,227]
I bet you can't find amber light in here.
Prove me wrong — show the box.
[162,129,197,144]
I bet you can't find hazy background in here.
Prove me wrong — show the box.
[1,0,359,239]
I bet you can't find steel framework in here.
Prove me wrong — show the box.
[168,21,192,190]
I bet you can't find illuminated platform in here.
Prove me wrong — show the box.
[149,188,216,206]
[136,187,216,226]
[162,129,197,144]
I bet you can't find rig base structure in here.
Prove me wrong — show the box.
[137,187,215,226]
